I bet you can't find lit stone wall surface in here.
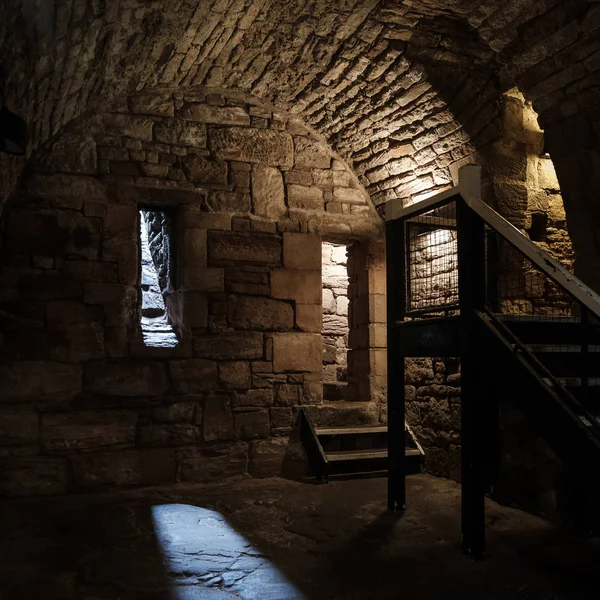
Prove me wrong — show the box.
[1,1,599,292]
[321,242,349,384]
[0,91,384,496]
[407,227,458,312]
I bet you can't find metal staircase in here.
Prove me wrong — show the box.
[385,165,600,557]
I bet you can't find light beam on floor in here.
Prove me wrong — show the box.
[151,504,306,600]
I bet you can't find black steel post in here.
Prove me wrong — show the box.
[456,197,487,558]
[386,217,406,512]
[581,305,589,407]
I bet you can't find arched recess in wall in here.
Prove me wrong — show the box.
[0,89,395,497]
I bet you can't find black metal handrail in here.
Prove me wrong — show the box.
[385,165,600,554]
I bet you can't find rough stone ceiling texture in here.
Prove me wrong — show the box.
[1,0,599,207]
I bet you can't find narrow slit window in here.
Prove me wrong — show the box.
[139,209,179,348]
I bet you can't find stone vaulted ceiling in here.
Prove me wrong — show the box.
[1,0,599,207]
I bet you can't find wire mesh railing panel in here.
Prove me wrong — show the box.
[406,201,458,315]
[487,234,576,320]
[485,231,600,416]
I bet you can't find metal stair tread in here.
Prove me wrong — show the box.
[316,425,388,436]
[326,448,421,462]
[495,314,582,323]
[556,377,600,386]
[527,344,600,353]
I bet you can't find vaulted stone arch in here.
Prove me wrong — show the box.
[1,1,598,292]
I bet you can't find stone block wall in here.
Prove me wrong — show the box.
[143,210,173,295]
[0,90,384,496]
[405,358,461,481]
[407,226,458,312]
[347,241,387,409]
[321,242,349,384]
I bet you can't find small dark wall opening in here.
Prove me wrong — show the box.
[139,209,178,348]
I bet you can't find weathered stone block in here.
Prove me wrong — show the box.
[154,120,207,147]
[210,127,294,168]
[169,359,218,393]
[296,304,322,332]
[6,210,102,259]
[47,301,102,325]
[182,267,224,292]
[105,204,138,235]
[336,296,349,316]
[41,411,137,452]
[203,395,234,441]
[39,135,97,174]
[48,323,105,362]
[286,170,313,186]
[24,173,107,201]
[235,389,273,408]
[104,327,129,358]
[130,94,175,117]
[275,384,301,406]
[1,458,68,497]
[228,295,294,331]
[271,269,321,304]
[84,282,128,305]
[209,232,281,265]
[63,259,118,283]
[104,288,138,326]
[141,163,169,177]
[182,291,209,328]
[287,184,324,210]
[323,314,348,335]
[183,210,232,230]
[283,233,321,270]
[194,332,264,360]
[153,402,196,423]
[270,407,293,429]
[18,276,82,302]
[333,187,366,204]
[252,165,286,219]
[84,361,168,396]
[219,361,252,389]
[205,190,251,213]
[248,437,289,477]
[234,409,270,439]
[177,442,248,482]
[102,114,154,141]
[0,408,39,445]
[294,138,331,169]
[0,362,82,402]
[273,333,322,372]
[183,155,228,185]
[322,288,336,312]
[138,424,202,446]
[182,104,250,126]
[102,235,137,264]
[71,449,176,489]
